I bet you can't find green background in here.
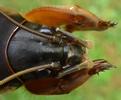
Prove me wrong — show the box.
[0,0,121,100]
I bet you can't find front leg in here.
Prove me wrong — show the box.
[55,59,113,94]
[25,59,113,95]
[24,69,90,95]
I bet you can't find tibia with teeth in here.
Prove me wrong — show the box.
[88,59,114,75]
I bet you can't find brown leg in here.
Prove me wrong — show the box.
[24,68,90,95]
[24,59,113,95]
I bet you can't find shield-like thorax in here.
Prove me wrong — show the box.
[0,11,85,92]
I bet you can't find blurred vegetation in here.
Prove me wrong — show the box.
[0,0,121,100]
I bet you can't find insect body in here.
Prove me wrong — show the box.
[24,5,116,32]
[0,7,115,95]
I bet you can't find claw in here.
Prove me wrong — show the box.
[88,59,115,75]
[98,20,117,30]
[107,21,117,27]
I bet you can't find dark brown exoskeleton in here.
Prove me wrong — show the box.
[0,7,115,95]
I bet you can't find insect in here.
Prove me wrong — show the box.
[0,7,115,95]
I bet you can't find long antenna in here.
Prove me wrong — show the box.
[0,64,52,85]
